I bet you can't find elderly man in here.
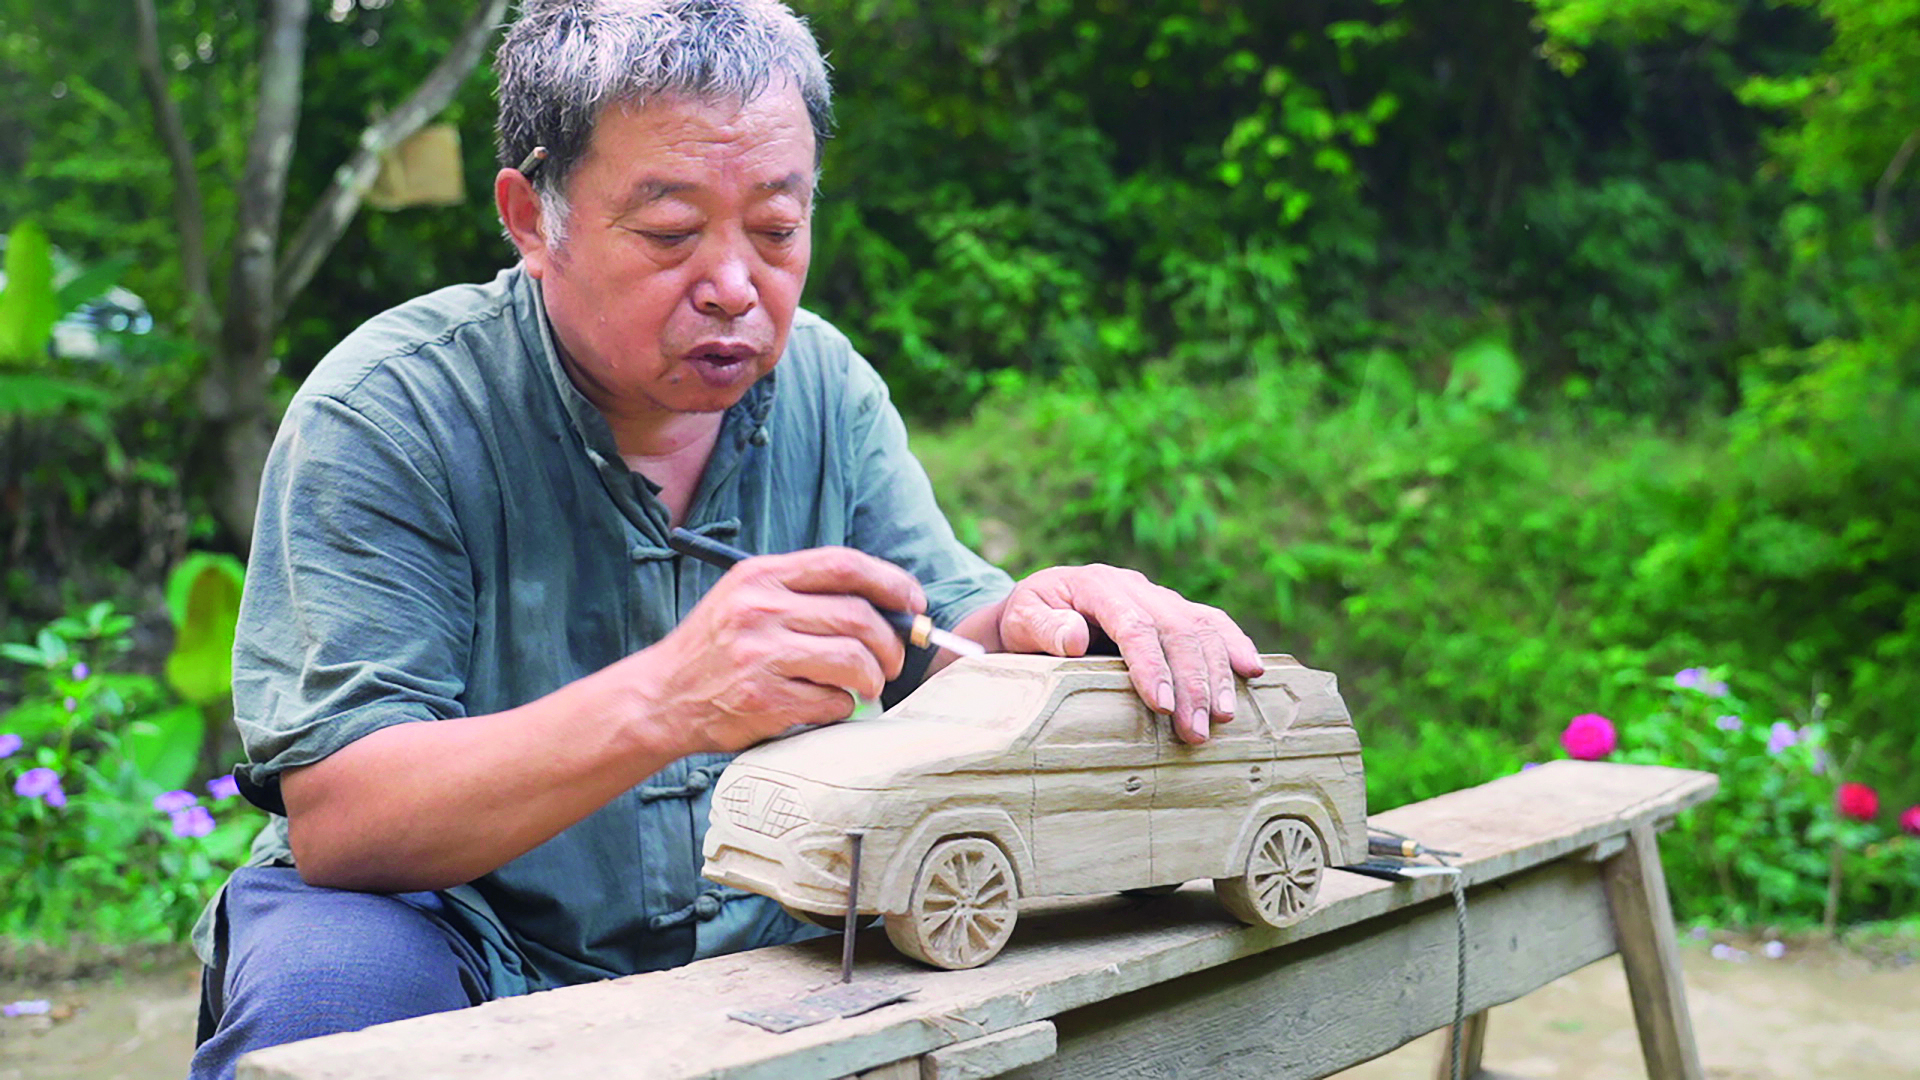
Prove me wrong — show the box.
[188,1,1261,1076]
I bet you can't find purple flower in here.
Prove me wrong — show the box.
[2,999,50,1017]
[62,697,76,713]
[153,790,198,814]
[1714,715,1742,732]
[1701,678,1729,698]
[70,662,89,681]
[0,733,20,759]
[1674,667,1706,689]
[43,784,66,809]
[207,775,240,801]
[170,806,216,839]
[1520,762,1539,771]
[1762,940,1786,960]
[1812,748,1831,776]
[14,767,59,799]
[1766,721,1800,755]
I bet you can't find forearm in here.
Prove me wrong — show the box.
[281,663,677,893]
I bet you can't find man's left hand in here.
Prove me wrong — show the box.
[955,565,1265,744]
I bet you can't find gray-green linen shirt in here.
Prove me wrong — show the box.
[206,265,1012,994]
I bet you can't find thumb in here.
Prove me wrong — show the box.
[1003,598,1091,657]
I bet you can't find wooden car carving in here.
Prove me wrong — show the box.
[701,653,1366,970]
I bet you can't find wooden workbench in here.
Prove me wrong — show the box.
[238,760,1717,1080]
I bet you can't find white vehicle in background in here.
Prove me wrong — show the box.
[0,233,154,362]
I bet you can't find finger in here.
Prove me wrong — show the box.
[777,593,908,678]
[1199,626,1238,725]
[1000,589,1092,657]
[748,547,927,615]
[1083,594,1176,716]
[773,679,867,729]
[1159,629,1215,745]
[768,632,890,701]
[1216,611,1265,679]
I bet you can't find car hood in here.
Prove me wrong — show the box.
[730,717,1013,789]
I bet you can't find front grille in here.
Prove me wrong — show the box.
[717,776,809,838]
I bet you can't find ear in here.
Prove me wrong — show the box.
[496,167,558,278]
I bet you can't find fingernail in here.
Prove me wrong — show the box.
[1190,708,1209,735]
[1216,688,1236,717]
[1156,683,1174,713]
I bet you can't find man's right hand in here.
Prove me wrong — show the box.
[622,546,929,753]
[282,545,927,892]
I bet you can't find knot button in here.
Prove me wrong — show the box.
[692,894,723,921]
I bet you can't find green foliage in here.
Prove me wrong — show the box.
[0,219,59,362]
[164,552,245,707]
[0,602,255,945]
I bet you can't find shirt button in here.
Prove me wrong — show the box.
[684,770,711,794]
[749,427,769,447]
[693,894,723,921]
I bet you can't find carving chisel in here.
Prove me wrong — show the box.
[665,528,986,657]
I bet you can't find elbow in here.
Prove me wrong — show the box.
[286,813,367,891]
[287,816,467,894]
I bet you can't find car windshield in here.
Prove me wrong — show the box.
[885,666,1053,734]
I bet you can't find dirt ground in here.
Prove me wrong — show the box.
[2,936,1916,1079]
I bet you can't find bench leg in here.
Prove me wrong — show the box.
[1431,1009,1487,1079]
[1599,823,1704,1080]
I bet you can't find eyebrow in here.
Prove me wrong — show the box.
[757,172,810,196]
[618,172,812,212]
[623,178,695,209]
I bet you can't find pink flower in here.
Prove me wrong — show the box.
[1836,783,1879,822]
[1899,806,1920,837]
[1561,713,1617,761]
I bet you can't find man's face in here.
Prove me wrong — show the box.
[525,85,815,423]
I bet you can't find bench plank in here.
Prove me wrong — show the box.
[238,761,1714,1080]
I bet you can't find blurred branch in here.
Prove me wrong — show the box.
[273,0,510,320]
[1872,129,1918,253]
[131,0,215,347]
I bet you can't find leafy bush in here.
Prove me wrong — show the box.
[1,579,252,945]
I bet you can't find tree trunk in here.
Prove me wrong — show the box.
[204,0,309,548]
[194,0,511,548]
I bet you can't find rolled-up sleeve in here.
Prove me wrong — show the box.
[232,392,473,810]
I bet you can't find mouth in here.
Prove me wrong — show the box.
[683,342,765,388]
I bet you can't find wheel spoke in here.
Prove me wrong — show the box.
[920,906,959,936]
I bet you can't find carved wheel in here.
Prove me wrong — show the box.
[884,837,1019,969]
[1214,816,1326,928]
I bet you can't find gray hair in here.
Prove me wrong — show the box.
[494,0,834,248]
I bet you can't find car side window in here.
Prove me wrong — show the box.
[1034,689,1159,749]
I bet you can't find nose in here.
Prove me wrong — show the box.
[692,241,757,320]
